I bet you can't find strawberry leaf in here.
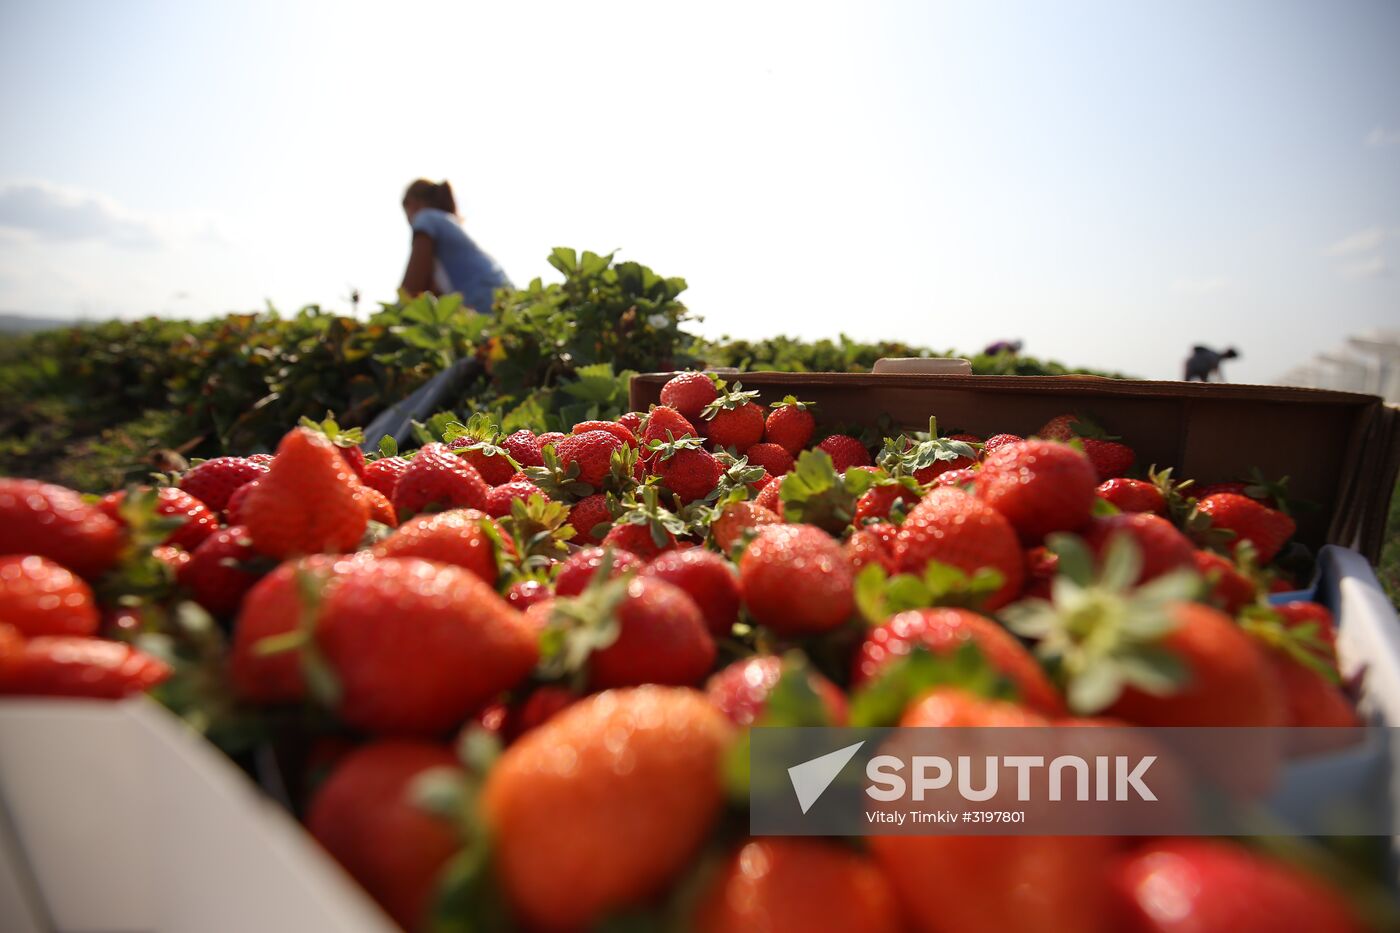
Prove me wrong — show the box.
[849,643,1016,727]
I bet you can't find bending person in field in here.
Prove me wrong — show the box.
[1183,345,1239,382]
[399,178,512,313]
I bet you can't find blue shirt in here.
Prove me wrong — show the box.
[409,208,511,313]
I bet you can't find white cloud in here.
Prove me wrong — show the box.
[1366,126,1400,149]
[1171,275,1230,295]
[1340,256,1390,280]
[0,181,161,248]
[1323,226,1387,257]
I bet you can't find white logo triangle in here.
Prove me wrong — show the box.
[787,741,865,814]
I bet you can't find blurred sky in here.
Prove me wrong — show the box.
[0,0,1396,382]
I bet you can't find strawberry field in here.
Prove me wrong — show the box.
[2,248,1399,931]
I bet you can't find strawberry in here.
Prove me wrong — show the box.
[1266,646,1358,727]
[568,493,613,544]
[555,546,643,597]
[392,443,491,518]
[0,555,99,637]
[642,548,741,636]
[740,524,854,634]
[298,414,369,481]
[502,684,578,739]
[640,406,698,447]
[454,443,518,486]
[500,429,546,469]
[241,427,368,559]
[745,442,795,477]
[316,557,538,734]
[177,525,263,618]
[845,523,898,574]
[602,521,675,560]
[363,455,412,499]
[537,431,567,449]
[1194,549,1257,614]
[659,371,720,422]
[617,411,645,434]
[554,430,624,488]
[247,453,275,464]
[601,489,683,560]
[1108,602,1287,728]
[99,486,219,552]
[374,509,504,585]
[481,686,731,932]
[230,556,340,704]
[853,480,921,524]
[755,474,784,515]
[178,456,269,512]
[504,579,551,610]
[1111,839,1365,933]
[652,437,723,503]
[1095,477,1166,515]
[484,479,549,518]
[1275,601,1337,657]
[854,608,1066,716]
[712,500,780,554]
[0,478,124,579]
[702,385,766,451]
[358,485,398,527]
[559,576,716,689]
[572,419,638,449]
[336,444,368,482]
[1036,414,1079,441]
[705,654,848,727]
[870,687,1121,933]
[975,440,1097,543]
[982,433,1023,454]
[224,479,259,526]
[1036,414,1135,481]
[1195,493,1295,564]
[307,741,464,933]
[695,838,900,933]
[0,628,171,699]
[1082,513,1195,582]
[933,466,978,488]
[764,396,816,454]
[816,434,872,471]
[892,487,1026,609]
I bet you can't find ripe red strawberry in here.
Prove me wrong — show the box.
[374,509,504,585]
[694,838,900,933]
[932,467,978,488]
[392,443,491,518]
[1080,438,1135,481]
[982,433,1023,455]
[500,429,546,468]
[573,419,638,449]
[1264,645,1358,728]
[554,430,624,488]
[816,434,872,471]
[1194,549,1257,614]
[1023,544,1058,599]
[892,487,1026,610]
[703,401,766,452]
[241,427,368,559]
[537,431,567,450]
[764,397,816,454]
[659,371,719,422]
[1275,601,1337,657]
[845,523,898,574]
[555,546,644,597]
[712,501,781,554]
[231,556,328,703]
[1111,839,1365,933]
[0,628,171,699]
[178,525,263,618]
[640,406,698,447]
[581,577,716,688]
[307,741,464,932]
[975,440,1097,543]
[0,478,124,579]
[705,655,848,727]
[336,444,368,481]
[601,521,676,561]
[0,555,99,637]
[453,444,517,486]
[1082,513,1195,582]
[224,478,259,526]
[482,687,731,932]
[179,456,269,512]
[755,474,784,515]
[247,453,275,464]
[152,545,190,574]
[1108,602,1287,728]
[745,441,794,477]
[617,411,644,434]
[854,608,1066,716]
[1095,477,1166,515]
[362,455,411,499]
[1195,479,1282,509]
[497,684,578,741]
[1036,414,1079,441]
[853,481,921,524]
[870,688,1121,933]
[1195,493,1296,564]
[316,557,538,734]
[643,548,741,636]
[485,479,550,518]
[740,524,854,634]
[358,485,398,527]
[99,486,219,552]
[505,579,552,611]
[568,493,613,544]
[653,441,723,503]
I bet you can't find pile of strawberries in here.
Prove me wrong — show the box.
[0,377,1383,932]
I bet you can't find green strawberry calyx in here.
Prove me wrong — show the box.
[699,381,760,420]
[849,643,1016,728]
